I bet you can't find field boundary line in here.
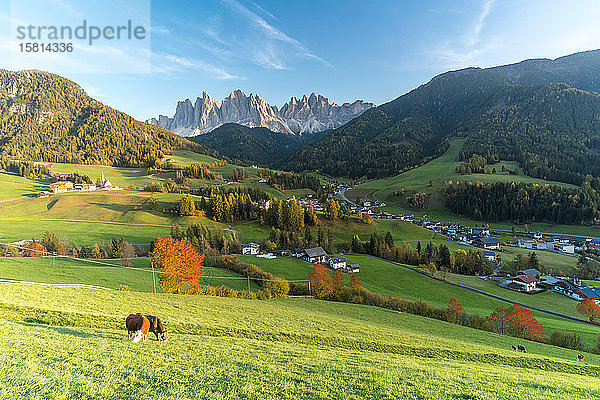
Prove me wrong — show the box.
[0,278,113,290]
[0,218,173,228]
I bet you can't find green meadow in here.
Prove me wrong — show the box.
[0,256,258,292]
[0,284,599,399]
[238,253,600,346]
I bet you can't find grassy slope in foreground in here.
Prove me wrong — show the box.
[0,284,599,399]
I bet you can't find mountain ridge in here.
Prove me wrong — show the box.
[147,90,374,136]
[282,49,600,181]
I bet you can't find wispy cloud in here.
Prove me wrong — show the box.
[219,0,332,70]
[469,0,496,46]
[151,52,241,80]
[431,0,499,67]
[150,25,171,35]
[250,2,281,22]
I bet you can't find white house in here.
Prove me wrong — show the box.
[242,243,260,255]
[482,250,496,261]
[475,237,501,250]
[510,274,539,292]
[348,264,360,273]
[49,181,74,194]
[552,243,575,254]
[302,247,327,263]
[329,257,347,270]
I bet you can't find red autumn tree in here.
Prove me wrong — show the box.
[332,269,344,291]
[153,237,206,293]
[308,264,335,298]
[348,274,361,289]
[446,297,465,323]
[577,298,600,322]
[487,304,544,340]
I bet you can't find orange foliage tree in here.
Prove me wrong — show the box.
[308,264,335,298]
[152,237,206,293]
[24,240,47,257]
[576,298,600,322]
[487,304,544,340]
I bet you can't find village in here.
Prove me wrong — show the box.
[37,173,122,198]
[247,181,600,307]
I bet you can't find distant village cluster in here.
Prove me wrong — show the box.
[242,243,360,274]
[38,173,122,198]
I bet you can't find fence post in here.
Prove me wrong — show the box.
[308,281,311,296]
[247,275,250,294]
[151,260,157,294]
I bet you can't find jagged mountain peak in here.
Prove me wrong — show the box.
[148,90,374,136]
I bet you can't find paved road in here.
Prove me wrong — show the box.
[339,188,357,206]
[355,254,600,327]
[493,229,600,241]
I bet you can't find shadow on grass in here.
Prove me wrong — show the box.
[16,320,124,339]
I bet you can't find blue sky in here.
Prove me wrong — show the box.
[2,0,600,120]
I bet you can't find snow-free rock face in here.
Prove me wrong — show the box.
[147,90,374,136]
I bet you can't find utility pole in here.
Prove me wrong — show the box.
[151,260,156,294]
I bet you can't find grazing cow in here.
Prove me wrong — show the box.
[517,345,527,353]
[578,353,584,362]
[126,313,168,342]
[511,345,517,351]
[126,313,150,343]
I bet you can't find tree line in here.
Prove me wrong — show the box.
[258,169,322,192]
[444,181,600,224]
[347,232,494,276]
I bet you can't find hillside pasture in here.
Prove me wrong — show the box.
[49,163,152,188]
[239,253,600,346]
[0,256,258,292]
[0,284,599,398]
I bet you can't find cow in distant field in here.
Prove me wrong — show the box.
[517,345,527,353]
[578,353,584,362]
[126,313,168,342]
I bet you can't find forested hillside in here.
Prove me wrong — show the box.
[445,181,600,224]
[190,123,322,167]
[0,70,215,167]
[459,84,600,186]
[283,50,600,182]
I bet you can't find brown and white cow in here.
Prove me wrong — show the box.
[126,313,168,342]
[126,313,151,343]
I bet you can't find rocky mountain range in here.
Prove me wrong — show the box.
[147,90,374,136]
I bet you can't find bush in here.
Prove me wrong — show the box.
[266,277,290,298]
[547,330,585,351]
[115,285,131,291]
